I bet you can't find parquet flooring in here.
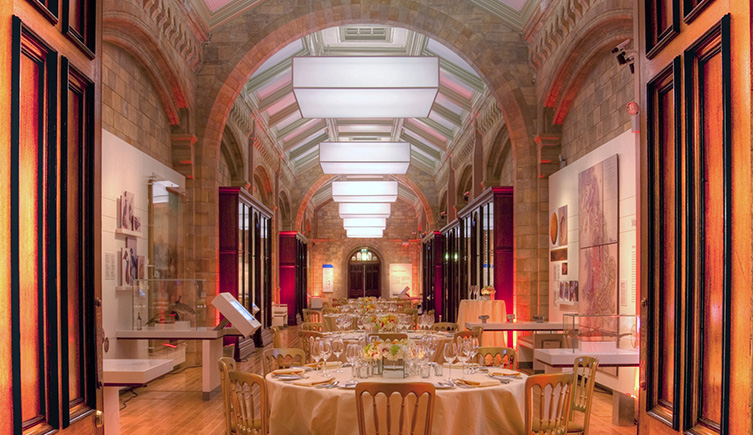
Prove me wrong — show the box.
[117,326,637,434]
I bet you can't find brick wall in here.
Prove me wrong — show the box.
[218,151,232,186]
[309,199,420,304]
[102,43,173,167]
[560,56,633,162]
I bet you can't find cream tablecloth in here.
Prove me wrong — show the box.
[266,369,525,435]
[457,299,508,346]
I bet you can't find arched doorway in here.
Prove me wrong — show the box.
[347,248,381,299]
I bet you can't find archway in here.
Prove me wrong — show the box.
[346,247,381,299]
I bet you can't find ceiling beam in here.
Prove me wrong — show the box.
[268,102,300,126]
[283,121,327,151]
[403,122,447,151]
[438,84,473,112]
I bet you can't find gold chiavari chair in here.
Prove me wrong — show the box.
[228,371,268,435]
[322,307,341,315]
[431,322,459,332]
[263,348,306,375]
[477,346,518,369]
[298,330,324,362]
[355,382,436,435]
[218,357,237,435]
[302,308,322,323]
[368,332,408,342]
[300,322,324,332]
[269,326,282,348]
[567,357,599,434]
[524,372,574,435]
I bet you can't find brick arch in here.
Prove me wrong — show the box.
[103,12,190,124]
[253,165,274,205]
[194,0,537,183]
[220,125,245,184]
[541,10,633,124]
[292,174,437,231]
[486,124,511,184]
[456,165,473,206]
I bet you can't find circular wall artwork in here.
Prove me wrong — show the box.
[550,212,558,245]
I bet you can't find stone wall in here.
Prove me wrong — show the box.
[102,43,173,167]
[309,199,420,304]
[561,56,633,162]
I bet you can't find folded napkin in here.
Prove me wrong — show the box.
[456,378,500,388]
[442,363,465,370]
[272,368,305,375]
[305,362,340,369]
[488,368,521,377]
[292,375,335,387]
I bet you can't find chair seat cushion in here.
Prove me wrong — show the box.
[566,420,585,433]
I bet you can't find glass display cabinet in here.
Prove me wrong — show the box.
[562,314,639,352]
[421,231,443,319]
[130,279,207,331]
[219,187,273,360]
[424,187,513,323]
[279,231,308,326]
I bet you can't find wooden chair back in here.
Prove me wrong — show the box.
[263,348,306,375]
[570,357,599,434]
[302,308,322,323]
[298,330,324,362]
[477,346,518,369]
[269,326,282,348]
[322,307,341,315]
[355,382,436,435]
[218,357,237,435]
[524,373,574,435]
[300,322,324,332]
[368,332,408,342]
[431,322,459,332]
[453,327,482,345]
[228,371,268,435]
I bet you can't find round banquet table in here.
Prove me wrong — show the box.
[456,299,508,346]
[266,368,526,435]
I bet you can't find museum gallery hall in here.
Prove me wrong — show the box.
[1,0,751,434]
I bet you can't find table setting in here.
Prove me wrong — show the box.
[267,335,527,434]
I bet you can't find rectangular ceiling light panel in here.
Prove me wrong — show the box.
[293,57,439,119]
[338,203,391,218]
[342,218,387,229]
[320,142,410,174]
[331,180,398,203]
[346,228,384,238]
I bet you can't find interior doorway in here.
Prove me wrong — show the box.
[348,248,381,298]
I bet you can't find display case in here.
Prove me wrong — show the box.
[279,231,308,326]
[562,314,639,352]
[219,187,273,360]
[129,278,207,331]
[421,231,443,319]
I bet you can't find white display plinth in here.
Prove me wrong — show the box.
[465,321,566,332]
[534,348,639,368]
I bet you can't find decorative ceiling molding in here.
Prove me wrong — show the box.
[470,0,539,31]
[138,0,206,72]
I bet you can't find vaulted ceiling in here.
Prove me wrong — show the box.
[241,25,491,179]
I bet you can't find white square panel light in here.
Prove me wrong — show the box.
[331,180,398,203]
[339,203,391,218]
[292,57,439,119]
[342,218,387,229]
[319,142,410,175]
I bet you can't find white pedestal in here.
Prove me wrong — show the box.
[202,338,223,400]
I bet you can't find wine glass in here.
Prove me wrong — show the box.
[332,337,344,372]
[321,339,332,375]
[443,342,457,383]
[345,344,360,383]
[456,339,469,377]
[311,339,322,373]
[470,337,480,372]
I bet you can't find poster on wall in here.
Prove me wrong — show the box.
[578,155,619,337]
[389,263,412,296]
[549,205,568,248]
[322,264,334,293]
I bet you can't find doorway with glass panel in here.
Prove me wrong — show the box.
[348,248,381,298]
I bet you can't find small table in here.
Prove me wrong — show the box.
[116,326,241,400]
[465,321,566,332]
[456,300,507,346]
[103,359,174,435]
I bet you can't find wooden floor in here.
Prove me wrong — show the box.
[118,326,637,435]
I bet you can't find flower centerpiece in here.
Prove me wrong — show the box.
[376,314,399,331]
[361,339,414,378]
[360,303,377,315]
[480,285,496,300]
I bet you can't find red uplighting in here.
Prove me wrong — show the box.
[162,343,177,349]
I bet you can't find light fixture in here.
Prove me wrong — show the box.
[319,142,410,175]
[339,203,391,218]
[342,218,387,229]
[331,181,398,203]
[292,56,439,118]
[347,228,384,238]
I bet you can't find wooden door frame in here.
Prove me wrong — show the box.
[345,247,382,298]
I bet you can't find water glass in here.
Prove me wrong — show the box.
[443,342,457,382]
[332,338,344,372]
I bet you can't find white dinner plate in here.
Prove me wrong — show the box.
[433,382,455,389]
[339,383,358,389]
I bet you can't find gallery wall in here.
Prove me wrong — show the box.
[548,130,638,395]
[101,129,185,359]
